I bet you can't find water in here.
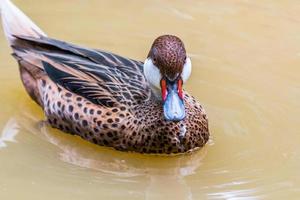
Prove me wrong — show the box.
[1,0,300,199]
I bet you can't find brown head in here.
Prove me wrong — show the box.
[147,35,186,81]
[143,35,192,121]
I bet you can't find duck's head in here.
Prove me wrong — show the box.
[143,35,192,122]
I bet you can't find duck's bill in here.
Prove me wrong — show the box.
[162,80,185,121]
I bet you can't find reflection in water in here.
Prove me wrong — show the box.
[16,110,269,199]
[17,109,207,199]
[0,118,19,148]
[207,189,261,200]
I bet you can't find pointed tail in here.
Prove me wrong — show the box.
[0,0,46,45]
[0,0,47,106]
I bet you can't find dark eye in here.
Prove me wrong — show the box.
[153,58,157,63]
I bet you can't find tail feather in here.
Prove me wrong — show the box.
[0,0,46,45]
[0,0,46,106]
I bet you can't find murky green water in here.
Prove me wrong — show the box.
[1,0,300,199]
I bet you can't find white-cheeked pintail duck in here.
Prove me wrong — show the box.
[1,0,209,154]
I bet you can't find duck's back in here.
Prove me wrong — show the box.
[11,34,156,149]
[13,35,151,106]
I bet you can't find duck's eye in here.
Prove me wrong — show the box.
[153,58,157,63]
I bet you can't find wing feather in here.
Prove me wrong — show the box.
[12,35,151,107]
[14,37,151,107]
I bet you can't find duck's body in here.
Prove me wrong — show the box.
[1,0,209,154]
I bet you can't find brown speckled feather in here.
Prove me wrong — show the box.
[148,35,186,81]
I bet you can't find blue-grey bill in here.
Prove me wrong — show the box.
[163,86,185,122]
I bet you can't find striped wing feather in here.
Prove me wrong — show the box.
[13,35,151,107]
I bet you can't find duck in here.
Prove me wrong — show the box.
[0,0,209,154]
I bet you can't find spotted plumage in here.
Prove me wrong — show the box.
[148,35,186,81]
[1,0,209,154]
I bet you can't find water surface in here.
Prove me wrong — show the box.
[1,0,300,199]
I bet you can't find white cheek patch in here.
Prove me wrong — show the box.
[182,57,192,83]
[143,58,162,89]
